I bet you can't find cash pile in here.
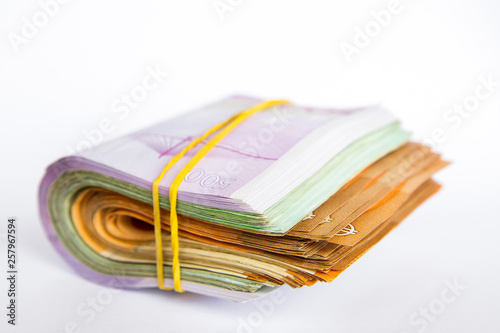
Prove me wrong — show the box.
[39,96,447,301]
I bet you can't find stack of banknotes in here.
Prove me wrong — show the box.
[39,96,448,302]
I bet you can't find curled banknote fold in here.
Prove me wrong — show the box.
[39,95,448,302]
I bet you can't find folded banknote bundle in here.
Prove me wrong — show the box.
[39,96,448,302]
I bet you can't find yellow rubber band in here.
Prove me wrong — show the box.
[152,99,290,292]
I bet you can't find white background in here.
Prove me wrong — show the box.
[1,0,499,332]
